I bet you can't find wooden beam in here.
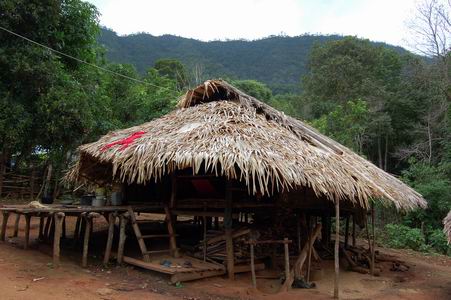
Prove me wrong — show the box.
[334,200,340,299]
[172,210,239,218]
[170,269,226,284]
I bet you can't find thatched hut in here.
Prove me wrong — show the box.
[445,211,451,244]
[66,80,426,293]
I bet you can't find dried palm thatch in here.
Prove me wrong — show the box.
[66,80,426,210]
[444,211,451,244]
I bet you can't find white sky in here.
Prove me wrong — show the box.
[87,0,419,48]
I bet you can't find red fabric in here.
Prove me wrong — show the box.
[101,131,146,151]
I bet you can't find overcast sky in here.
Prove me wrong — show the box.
[87,0,419,48]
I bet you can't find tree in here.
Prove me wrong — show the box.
[154,59,189,91]
[231,79,273,102]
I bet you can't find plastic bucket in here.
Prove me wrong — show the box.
[92,196,106,207]
[111,192,122,206]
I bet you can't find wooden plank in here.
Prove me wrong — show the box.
[141,234,178,239]
[170,269,226,283]
[123,256,174,274]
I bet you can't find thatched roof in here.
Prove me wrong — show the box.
[67,80,426,210]
[444,211,451,244]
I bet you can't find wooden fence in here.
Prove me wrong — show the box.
[0,171,43,200]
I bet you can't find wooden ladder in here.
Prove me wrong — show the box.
[127,206,179,263]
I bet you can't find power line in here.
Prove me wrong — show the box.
[0,25,177,92]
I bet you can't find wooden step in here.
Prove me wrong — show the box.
[144,248,179,254]
[141,234,178,239]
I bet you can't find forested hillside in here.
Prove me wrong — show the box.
[98,28,407,94]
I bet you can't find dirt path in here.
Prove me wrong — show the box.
[0,216,450,299]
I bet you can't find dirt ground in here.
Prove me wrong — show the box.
[0,216,450,300]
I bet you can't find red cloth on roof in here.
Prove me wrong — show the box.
[101,131,146,151]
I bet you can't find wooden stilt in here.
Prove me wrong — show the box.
[306,217,313,282]
[39,216,45,240]
[103,212,116,265]
[49,216,55,242]
[43,215,52,241]
[62,216,66,239]
[250,240,257,288]
[203,208,207,262]
[225,182,234,280]
[334,201,340,299]
[13,214,20,237]
[117,213,127,264]
[371,204,375,276]
[53,212,65,268]
[74,215,81,241]
[284,237,290,285]
[344,215,350,249]
[82,213,92,268]
[1,212,10,241]
[352,214,356,247]
[296,213,301,254]
[24,215,31,249]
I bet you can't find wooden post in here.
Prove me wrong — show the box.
[203,203,207,262]
[296,213,301,254]
[74,215,81,241]
[250,240,257,288]
[24,214,31,249]
[117,213,127,264]
[225,181,234,280]
[284,237,290,286]
[344,215,350,249]
[334,201,340,299]
[43,215,52,242]
[53,212,65,267]
[39,216,45,240]
[82,213,92,268]
[306,217,313,282]
[1,212,10,241]
[13,213,20,237]
[352,214,356,247]
[371,204,375,276]
[62,216,66,239]
[103,212,116,265]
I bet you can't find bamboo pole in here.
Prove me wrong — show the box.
[334,201,340,299]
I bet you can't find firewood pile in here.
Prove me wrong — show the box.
[340,246,409,276]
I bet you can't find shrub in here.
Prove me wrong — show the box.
[428,229,450,255]
[383,224,425,251]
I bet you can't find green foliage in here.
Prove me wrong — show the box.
[383,224,425,251]
[154,59,188,91]
[231,79,273,102]
[401,160,451,229]
[311,99,369,153]
[428,229,450,255]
